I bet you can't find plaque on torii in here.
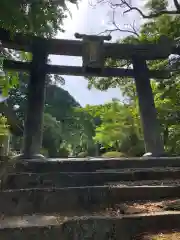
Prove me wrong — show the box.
[74,33,111,74]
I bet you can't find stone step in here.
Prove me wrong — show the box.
[1,186,180,215]
[0,212,180,239]
[8,157,180,173]
[2,169,180,189]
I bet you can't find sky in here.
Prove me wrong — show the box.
[50,0,142,106]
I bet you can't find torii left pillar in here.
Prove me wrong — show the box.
[15,39,48,160]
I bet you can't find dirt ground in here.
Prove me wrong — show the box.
[140,231,180,240]
[102,199,180,216]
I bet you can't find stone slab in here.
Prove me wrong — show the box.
[0,213,180,239]
[8,157,180,173]
[3,169,180,189]
[0,186,180,215]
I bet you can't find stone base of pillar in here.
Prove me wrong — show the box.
[12,153,46,161]
[142,152,168,158]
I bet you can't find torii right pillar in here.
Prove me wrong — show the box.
[132,56,164,156]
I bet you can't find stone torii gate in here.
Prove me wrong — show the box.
[0,28,174,159]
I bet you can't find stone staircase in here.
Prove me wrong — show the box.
[1,157,180,239]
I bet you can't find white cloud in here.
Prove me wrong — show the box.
[101,19,105,25]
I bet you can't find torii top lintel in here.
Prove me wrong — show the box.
[0,28,175,60]
[74,33,112,42]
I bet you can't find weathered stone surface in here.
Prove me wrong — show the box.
[9,157,180,173]
[0,186,180,215]
[0,214,180,239]
[0,225,63,240]
[1,157,180,238]
[3,169,180,189]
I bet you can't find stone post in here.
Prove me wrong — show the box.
[19,40,48,159]
[132,56,164,156]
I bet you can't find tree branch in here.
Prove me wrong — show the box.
[110,0,180,19]
[112,9,139,36]
[98,8,139,37]
[98,24,139,37]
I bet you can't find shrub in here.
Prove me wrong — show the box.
[58,148,69,158]
[77,151,88,158]
[101,151,127,158]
